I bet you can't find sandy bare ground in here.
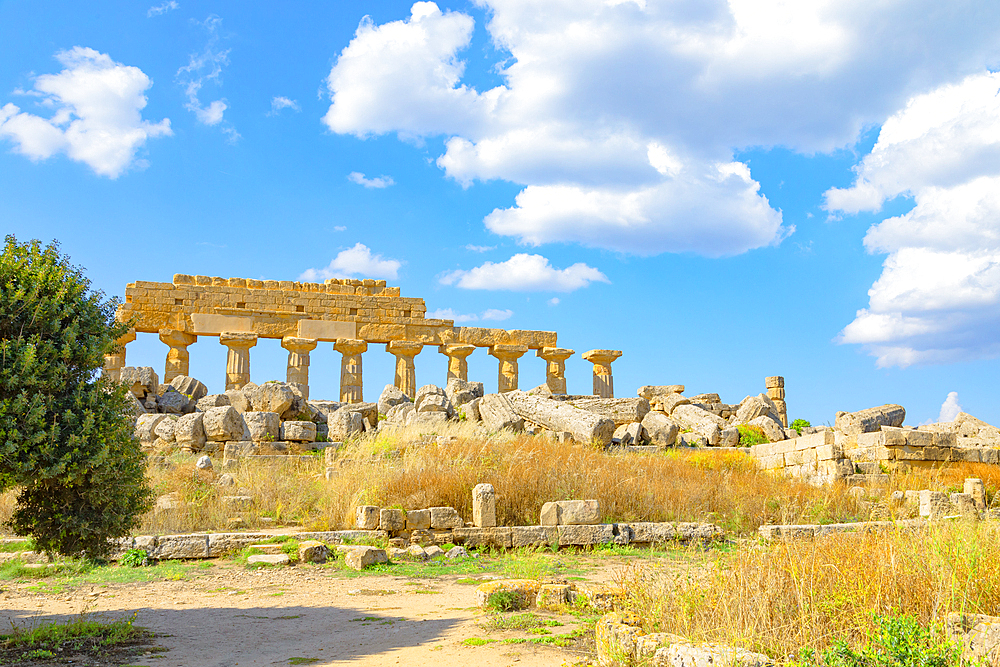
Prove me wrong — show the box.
[0,558,628,667]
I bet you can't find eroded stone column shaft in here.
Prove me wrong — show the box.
[159,328,197,384]
[103,328,136,382]
[582,349,622,399]
[489,344,528,393]
[387,340,423,398]
[439,344,476,382]
[766,375,787,426]
[536,347,574,395]
[282,336,318,398]
[335,338,368,404]
[220,332,258,391]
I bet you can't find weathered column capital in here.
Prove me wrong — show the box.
[159,328,197,348]
[536,346,574,363]
[439,343,476,359]
[116,328,137,348]
[159,328,197,384]
[103,328,136,382]
[220,331,258,350]
[334,338,368,356]
[281,336,318,354]
[582,349,621,399]
[766,375,787,427]
[387,340,423,357]
[439,343,477,382]
[489,344,528,361]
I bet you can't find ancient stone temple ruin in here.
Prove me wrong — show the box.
[105,274,623,400]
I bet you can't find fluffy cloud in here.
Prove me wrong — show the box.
[0,47,171,178]
[323,1,1000,256]
[347,172,394,188]
[268,96,300,116]
[829,72,1000,366]
[440,253,608,292]
[147,1,178,17]
[425,307,513,322]
[939,392,962,423]
[300,243,402,280]
[177,16,239,141]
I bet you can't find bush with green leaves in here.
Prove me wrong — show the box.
[737,424,768,447]
[798,615,962,667]
[0,236,153,559]
[119,548,150,568]
[791,418,812,435]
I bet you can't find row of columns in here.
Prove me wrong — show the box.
[105,329,623,404]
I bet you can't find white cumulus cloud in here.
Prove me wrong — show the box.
[0,47,171,178]
[300,243,402,281]
[425,307,513,322]
[322,1,1000,256]
[829,72,1000,366]
[481,308,513,321]
[268,96,300,116]
[938,391,962,423]
[440,253,608,292]
[147,1,178,17]
[347,171,394,188]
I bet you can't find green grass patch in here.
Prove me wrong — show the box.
[0,539,33,553]
[0,613,153,665]
[0,558,206,595]
[481,613,563,631]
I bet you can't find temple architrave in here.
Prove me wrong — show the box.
[107,274,623,402]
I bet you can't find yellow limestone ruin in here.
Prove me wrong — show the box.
[106,274,622,402]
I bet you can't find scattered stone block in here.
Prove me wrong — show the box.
[341,545,388,570]
[248,554,290,566]
[203,406,245,442]
[919,490,952,518]
[377,384,410,415]
[424,545,445,558]
[297,540,329,563]
[558,524,614,546]
[472,483,496,528]
[536,584,572,610]
[406,508,431,530]
[169,375,208,402]
[479,393,525,432]
[446,546,469,559]
[430,506,464,529]
[641,412,679,446]
[243,411,280,442]
[564,397,650,427]
[475,580,540,610]
[280,420,317,442]
[407,544,428,560]
[965,478,987,510]
[453,527,513,549]
[835,404,906,435]
[512,526,559,548]
[356,506,379,530]
[379,508,405,533]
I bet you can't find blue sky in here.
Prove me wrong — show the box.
[3,0,1000,426]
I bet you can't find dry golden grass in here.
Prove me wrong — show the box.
[616,521,1000,659]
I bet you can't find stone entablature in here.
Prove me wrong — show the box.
[118,274,556,348]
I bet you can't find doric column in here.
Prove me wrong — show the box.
[766,376,787,426]
[582,349,622,398]
[489,344,528,393]
[220,332,257,391]
[439,344,476,382]
[159,328,197,384]
[103,328,136,382]
[334,338,367,404]
[536,347,575,395]
[387,340,423,398]
[282,336,318,398]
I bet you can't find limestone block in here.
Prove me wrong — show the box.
[475,580,540,610]
[541,499,600,525]
[379,508,405,533]
[430,506,464,529]
[565,397,650,427]
[356,506,380,530]
[150,415,177,443]
[678,432,708,447]
[461,397,482,422]
[446,378,484,408]
[203,406,246,442]
[409,412,448,427]
[415,384,447,409]
[172,412,205,451]
[343,546,388,570]
[512,526,559,548]
[424,545,445,558]
[835,404,906,435]
[417,393,451,414]
[748,414,785,442]
[625,522,678,543]
[919,490,952,518]
[152,534,210,559]
[479,393,525,432]
[298,540,329,564]
[328,408,363,441]
[384,403,415,425]
[652,642,771,667]
[657,393,691,414]
[406,508,431,530]
[169,375,208,402]
[308,400,345,422]
[224,389,251,413]
[637,385,685,400]
[672,404,729,432]
[280,420,317,442]
[765,376,784,389]
[734,394,781,424]
[377,384,410,415]
[536,584,572,610]
[505,391,614,446]
[343,401,378,426]
[951,493,980,520]
[196,394,230,411]
[248,382,295,415]
[558,524,614,546]
[472,483,497,528]
[243,411,280,442]
[158,387,191,414]
[595,612,642,667]
[965,478,987,510]
[642,412,680,447]
[121,366,159,397]
[623,422,648,445]
[719,426,739,448]
[453,527,513,549]
[135,414,168,447]
[946,612,1000,667]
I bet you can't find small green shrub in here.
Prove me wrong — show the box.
[807,615,961,667]
[791,419,812,435]
[487,589,528,612]
[119,548,149,568]
[737,425,768,447]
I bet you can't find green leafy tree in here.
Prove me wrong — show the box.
[0,236,152,558]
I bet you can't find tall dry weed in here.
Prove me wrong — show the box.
[616,522,1000,659]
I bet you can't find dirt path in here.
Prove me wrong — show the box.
[0,559,623,667]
